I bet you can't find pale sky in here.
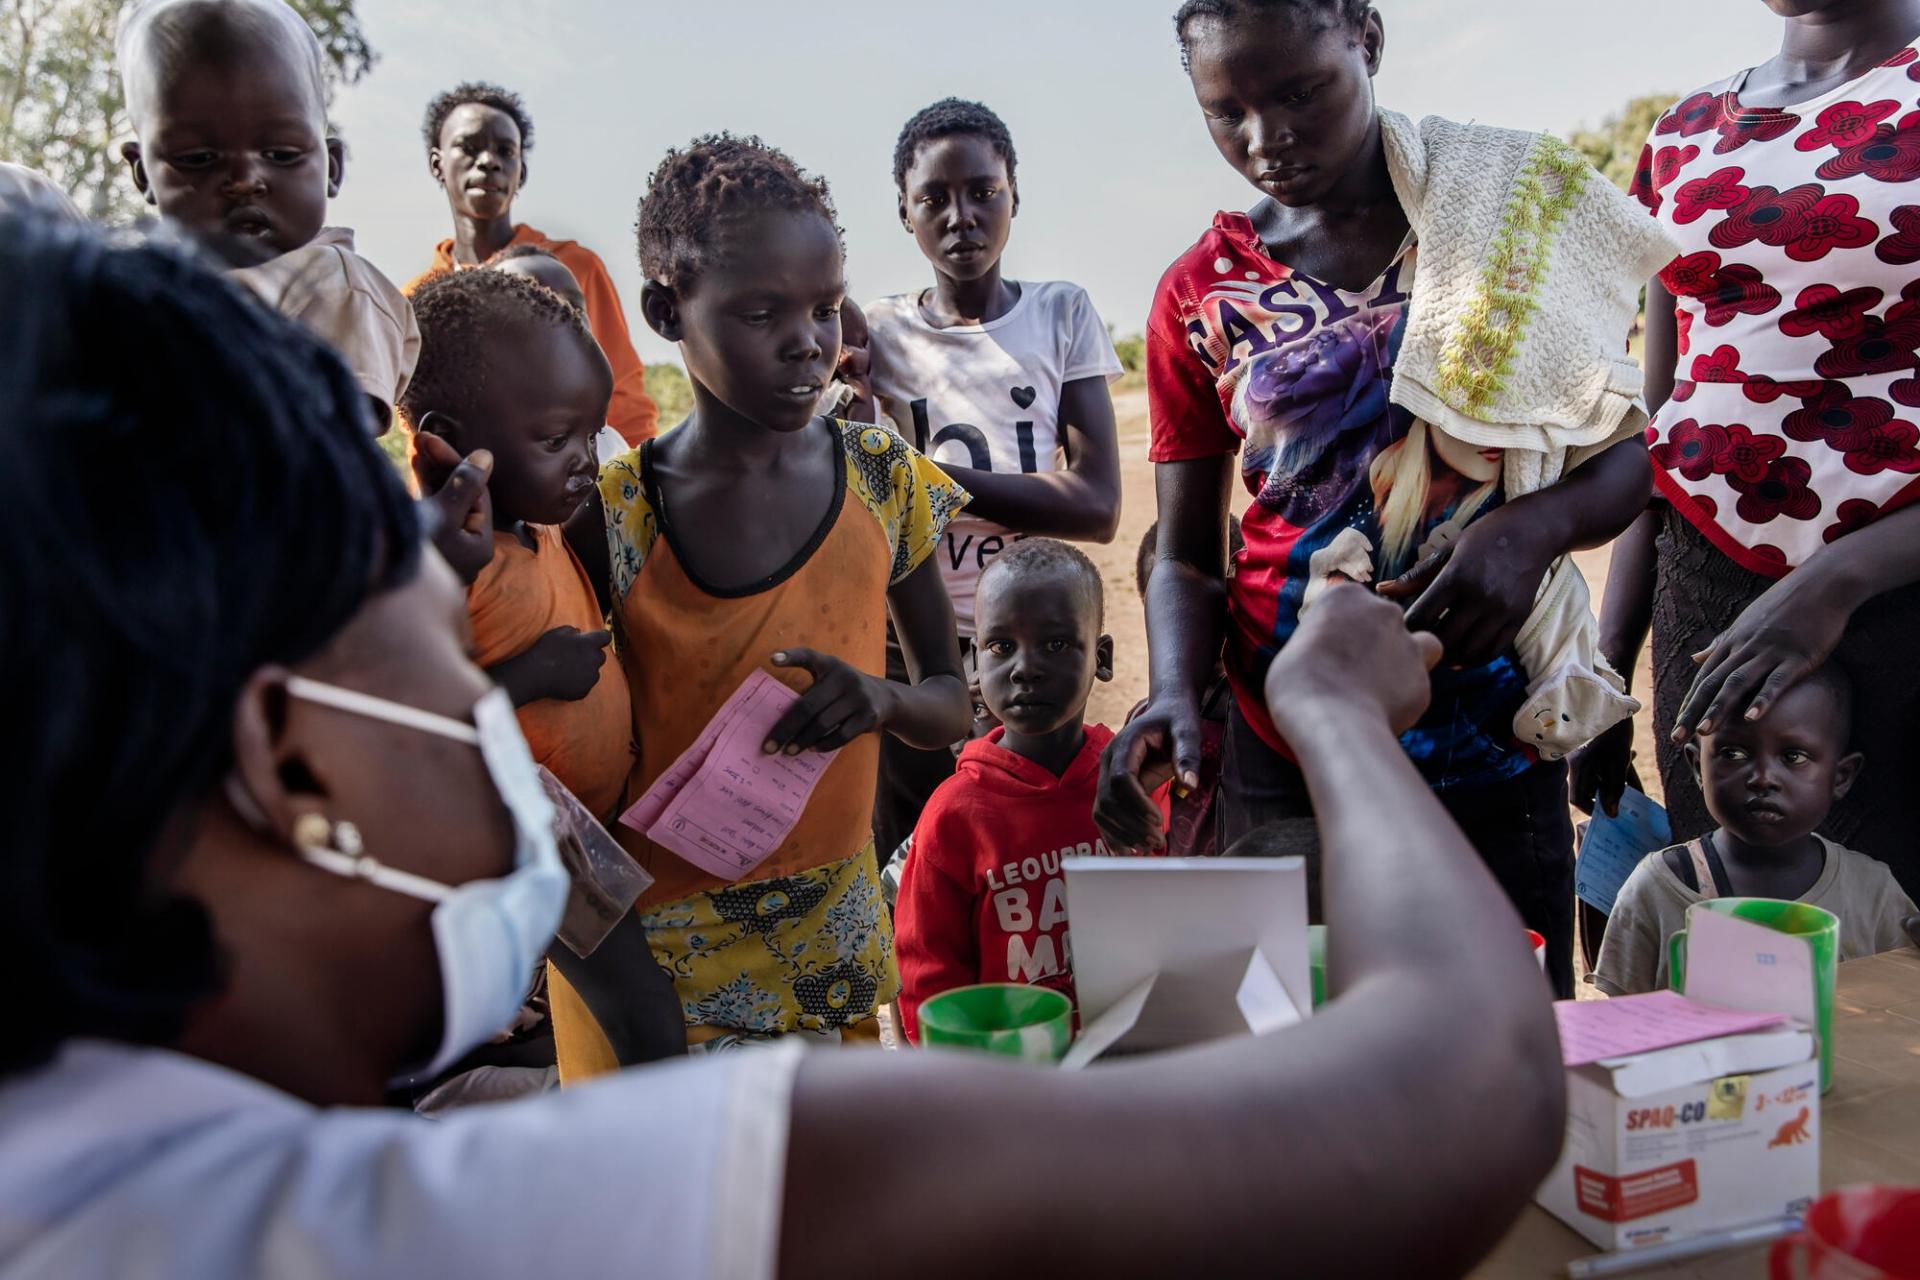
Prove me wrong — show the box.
[328,0,1784,362]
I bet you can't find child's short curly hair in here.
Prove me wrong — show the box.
[635,133,842,292]
[421,81,533,158]
[891,98,1017,192]
[980,537,1104,629]
[399,266,593,429]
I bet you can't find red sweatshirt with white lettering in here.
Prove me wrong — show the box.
[895,724,1114,1043]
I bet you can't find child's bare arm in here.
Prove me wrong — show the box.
[780,587,1565,1278]
[1571,506,1660,816]
[1569,276,1676,813]
[762,557,968,755]
[545,914,686,1066]
[921,375,1122,542]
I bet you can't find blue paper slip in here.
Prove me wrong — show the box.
[1575,788,1673,915]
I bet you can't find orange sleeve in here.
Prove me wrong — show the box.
[550,242,659,445]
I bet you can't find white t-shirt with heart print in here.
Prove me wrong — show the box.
[866,279,1123,636]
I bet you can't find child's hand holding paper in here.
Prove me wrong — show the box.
[620,670,842,880]
[763,647,895,755]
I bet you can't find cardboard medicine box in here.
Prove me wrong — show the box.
[1536,1026,1819,1251]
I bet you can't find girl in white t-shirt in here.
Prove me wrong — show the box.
[867,97,1124,852]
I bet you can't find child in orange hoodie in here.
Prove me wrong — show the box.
[895,539,1114,1041]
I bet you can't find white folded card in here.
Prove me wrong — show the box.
[1060,856,1309,1068]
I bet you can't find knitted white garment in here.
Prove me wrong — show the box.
[1376,111,1680,760]
[1379,110,1679,484]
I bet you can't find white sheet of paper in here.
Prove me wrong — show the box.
[1060,973,1157,1070]
[1603,1028,1815,1100]
[1683,906,1817,1027]
[1063,857,1309,1060]
[1235,947,1303,1037]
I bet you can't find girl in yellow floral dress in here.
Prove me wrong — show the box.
[554,135,970,1076]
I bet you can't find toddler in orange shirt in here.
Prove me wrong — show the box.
[401,266,630,817]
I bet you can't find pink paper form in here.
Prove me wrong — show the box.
[1555,990,1788,1067]
[619,670,841,880]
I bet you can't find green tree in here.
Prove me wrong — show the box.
[1564,93,1677,194]
[0,0,375,220]
[644,362,694,429]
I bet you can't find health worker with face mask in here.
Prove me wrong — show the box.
[0,217,1566,1279]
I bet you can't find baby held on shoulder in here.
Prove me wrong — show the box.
[117,0,419,429]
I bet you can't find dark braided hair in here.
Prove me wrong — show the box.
[0,215,421,1074]
[400,266,596,429]
[980,537,1105,629]
[892,98,1018,192]
[1173,0,1373,67]
[421,81,533,159]
[635,133,841,292]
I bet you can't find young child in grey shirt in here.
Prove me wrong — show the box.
[1593,665,1918,996]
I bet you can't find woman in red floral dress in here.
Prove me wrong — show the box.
[1578,0,1920,897]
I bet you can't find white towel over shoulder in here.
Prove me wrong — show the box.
[1378,111,1679,760]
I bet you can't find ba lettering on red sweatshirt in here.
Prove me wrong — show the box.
[895,724,1114,1043]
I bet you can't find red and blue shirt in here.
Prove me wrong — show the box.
[1147,213,1531,790]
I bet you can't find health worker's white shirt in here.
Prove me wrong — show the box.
[0,1039,798,1279]
[867,280,1122,636]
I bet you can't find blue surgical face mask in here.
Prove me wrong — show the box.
[233,678,568,1082]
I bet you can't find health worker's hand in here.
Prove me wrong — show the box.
[1265,583,1440,738]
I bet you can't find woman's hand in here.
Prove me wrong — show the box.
[1095,692,1203,853]
[1568,718,1641,817]
[1377,505,1555,667]
[763,648,899,755]
[413,432,495,584]
[1671,570,1854,742]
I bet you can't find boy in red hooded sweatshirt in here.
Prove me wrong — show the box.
[895,539,1115,1042]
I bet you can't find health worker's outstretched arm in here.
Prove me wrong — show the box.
[780,585,1566,1280]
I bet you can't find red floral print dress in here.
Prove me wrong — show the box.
[1632,41,1920,575]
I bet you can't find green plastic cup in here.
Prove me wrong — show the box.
[1669,897,1838,1092]
[1308,925,1328,1009]
[917,983,1073,1062]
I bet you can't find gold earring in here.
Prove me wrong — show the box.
[291,812,331,849]
[291,813,363,858]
